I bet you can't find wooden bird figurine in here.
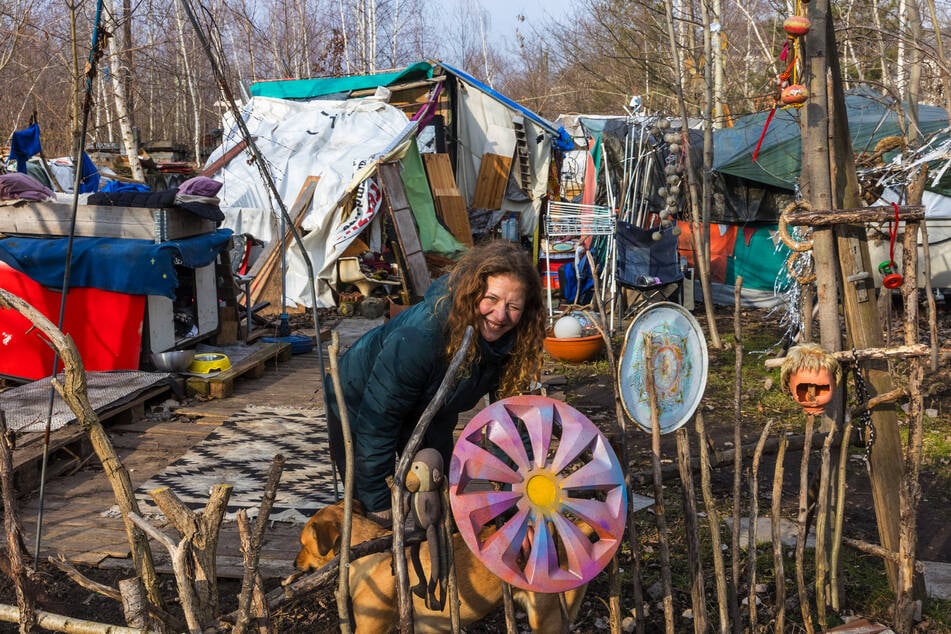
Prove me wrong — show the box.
[405,447,445,610]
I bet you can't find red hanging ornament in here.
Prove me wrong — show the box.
[781,84,810,105]
[784,15,811,37]
[879,202,904,289]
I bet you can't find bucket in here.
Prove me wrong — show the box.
[388,296,421,320]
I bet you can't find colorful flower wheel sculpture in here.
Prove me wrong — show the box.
[448,395,628,593]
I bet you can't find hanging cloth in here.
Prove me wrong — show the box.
[78,151,101,193]
[8,123,42,173]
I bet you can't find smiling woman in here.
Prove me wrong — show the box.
[323,240,546,521]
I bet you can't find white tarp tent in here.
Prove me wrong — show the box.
[206,96,411,307]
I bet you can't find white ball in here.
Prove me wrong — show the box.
[553,315,583,339]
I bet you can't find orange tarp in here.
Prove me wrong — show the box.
[676,221,738,283]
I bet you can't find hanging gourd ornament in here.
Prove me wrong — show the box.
[783,15,811,38]
[878,260,904,289]
[780,343,841,415]
[781,84,810,105]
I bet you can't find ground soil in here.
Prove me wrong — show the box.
[1,302,948,632]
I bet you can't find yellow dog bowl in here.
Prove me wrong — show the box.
[188,353,231,374]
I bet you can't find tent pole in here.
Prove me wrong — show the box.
[178,0,328,421]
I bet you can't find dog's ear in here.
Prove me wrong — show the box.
[314,511,342,557]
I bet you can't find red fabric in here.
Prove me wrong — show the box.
[0,262,144,380]
[753,107,777,162]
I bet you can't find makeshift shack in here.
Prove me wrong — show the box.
[0,171,232,381]
[205,61,575,309]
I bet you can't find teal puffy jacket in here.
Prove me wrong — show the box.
[325,276,514,512]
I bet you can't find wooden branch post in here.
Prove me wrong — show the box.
[148,484,233,629]
[0,289,166,614]
[801,0,914,597]
[327,332,354,634]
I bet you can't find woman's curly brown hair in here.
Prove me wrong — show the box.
[438,240,545,397]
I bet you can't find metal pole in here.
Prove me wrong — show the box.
[33,0,106,569]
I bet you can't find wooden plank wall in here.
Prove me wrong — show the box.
[378,162,432,297]
[422,153,472,246]
[471,153,513,210]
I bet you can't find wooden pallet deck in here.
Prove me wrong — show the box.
[11,319,377,581]
[11,380,177,494]
[185,341,292,399]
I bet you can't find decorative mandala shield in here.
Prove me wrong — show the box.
[618,302,708,434]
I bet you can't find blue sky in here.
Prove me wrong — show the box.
[461,0,573,45]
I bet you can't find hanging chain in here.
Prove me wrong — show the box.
[852,351,876,464]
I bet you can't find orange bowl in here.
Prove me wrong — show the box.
[543,333,604,363]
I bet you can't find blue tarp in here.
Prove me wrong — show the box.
[437,61,575,151]
[0,229,232,299]
[8,124,42,173]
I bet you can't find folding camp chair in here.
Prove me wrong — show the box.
[615,220,685,320]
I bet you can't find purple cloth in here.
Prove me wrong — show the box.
[0,172,54,201]
[177,176,222,197]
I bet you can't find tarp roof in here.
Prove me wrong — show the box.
[249,62,434,100]
[714,86,949,190]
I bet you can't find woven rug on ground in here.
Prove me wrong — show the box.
[134,405,338,524]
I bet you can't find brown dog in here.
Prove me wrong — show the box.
[295,501,588,633]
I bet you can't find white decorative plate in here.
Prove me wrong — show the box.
[618,302,708,434]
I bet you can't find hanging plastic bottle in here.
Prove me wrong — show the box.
[502,214,519,241]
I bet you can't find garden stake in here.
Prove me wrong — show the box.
[675,427,708,633]
[795,414,816,634]
[895,358,926,631]
[439,485,461,633]
[830,406,852,611]
[747,420,772,631]
[391,327,474,633]
[327,332,354,634]
[770,433,788,633]
[696,410,730,633]
[814,415,839,630]
[919,220,939,371]
[234,455,285,634]
[587,251,645,634]
[730,278,744,634]
[608,558,623,634]
[0,411,37,631]
[644,334,675,634]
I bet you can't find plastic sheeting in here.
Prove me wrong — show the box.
[207,96,412,307]
[455,87,550,237]
[714,87,949,190]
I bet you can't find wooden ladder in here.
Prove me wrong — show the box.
[512,115,533,194]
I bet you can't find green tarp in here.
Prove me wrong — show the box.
[250,62,434,100]
[726,225,790,291]
[714,87,949,190]
[399,141,465,255]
